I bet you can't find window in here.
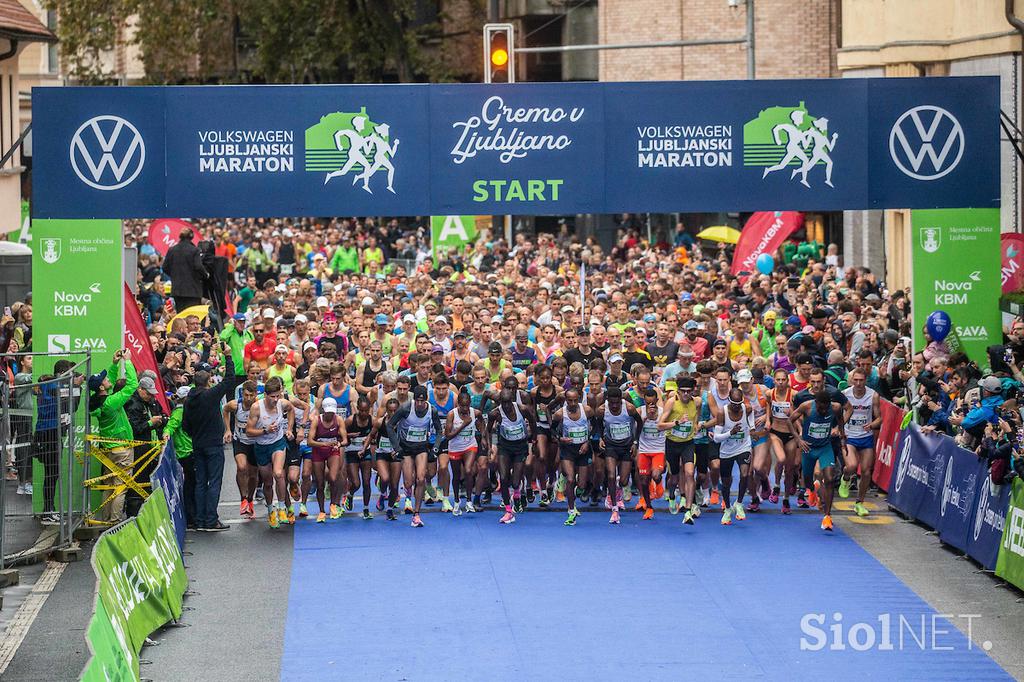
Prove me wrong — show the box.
[46,10,57,74]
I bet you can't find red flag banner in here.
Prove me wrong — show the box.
[124,283,170,414]
[1001,233,1024,296]
[147,219,191,257]
[730,211,803,275]
[872,398,907,492]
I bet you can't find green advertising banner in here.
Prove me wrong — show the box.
[82,601,136,682]
[431,215,478,260]
[31,218,123,376]
[996,479,1024,591]
[134,488,187,619]
[911,209,1001,366]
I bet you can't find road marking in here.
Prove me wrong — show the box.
[0,560,68,675]
[848,516,894,525]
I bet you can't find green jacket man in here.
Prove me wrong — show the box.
[87,350,139,522]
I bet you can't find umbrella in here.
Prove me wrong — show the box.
[696,225,741,244]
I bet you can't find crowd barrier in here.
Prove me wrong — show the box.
[80,440,186,681]
[881,417,1024,591]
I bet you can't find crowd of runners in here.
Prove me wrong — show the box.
[5,215,1022,532]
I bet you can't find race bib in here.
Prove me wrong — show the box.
[567,426,588,444]
[406,427,428,443]
[642,423,660,438]
[349,436,366,448]
[609,423,632,441]
[771,402,789,418]
[378,437,392,451]
[536,404,548,422]
[808,422,831,440]
[671,421,693,438]
[502,422,526,440]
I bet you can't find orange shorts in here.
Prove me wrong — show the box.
[448,447,477,462]
[637,452,665,476]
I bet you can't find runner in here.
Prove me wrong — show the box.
[445,390,487,515]
[288,378,314,519]
[549,388,595,526]
[664,377,701,524]
[367,397,402,520]
[387,385,444,527]
[530,364,562,507]
[246,377,296,528]
[842,367,882,516]
[768,368,800,514]
[737,369,771,512]
[595,386,640,524]
[345,396,376,519]
[635,389,676,520]
[307,397,348,522]
[790,390,844,531]
[486,388,537,524]
[427,372,457,512]
[222,380,259,518]
[711,388,753,526]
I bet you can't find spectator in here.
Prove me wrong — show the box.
[162,227,208,312]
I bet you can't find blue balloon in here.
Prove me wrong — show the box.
[927,310,952,342]
[755,253,774,274]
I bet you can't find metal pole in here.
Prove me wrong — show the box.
[516,36,747,54]
[1,382,9,570]
[747,0,756,79]
[60,372,70,546]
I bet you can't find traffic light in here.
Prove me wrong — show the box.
[484,23,515,84]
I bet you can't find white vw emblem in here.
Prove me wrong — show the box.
[894,435,912,493]
[889,105,964,181]
[974,480,990,541]
[940,455,953,517]
[69,115,146,190]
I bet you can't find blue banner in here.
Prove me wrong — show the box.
[887,423,945,521]
[149,442,186,553]
[32,77,998,219]
[934,442,984,553]
[966,469,1011,570]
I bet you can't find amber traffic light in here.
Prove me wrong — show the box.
[484,23,515,84]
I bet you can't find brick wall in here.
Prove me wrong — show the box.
[599,0,836,81]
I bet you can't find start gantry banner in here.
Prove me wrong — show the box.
[32,77,998,219]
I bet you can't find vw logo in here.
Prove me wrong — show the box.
[889,105,964,181]
[69,115,145,191]
[894,435,912,493]
[974,481,990,541]
[940,456,953,517]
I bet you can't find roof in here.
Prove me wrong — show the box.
[0,0,56,43]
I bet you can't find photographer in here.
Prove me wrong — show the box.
[125,373,168,517]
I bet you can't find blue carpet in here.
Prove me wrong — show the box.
[282,501,1009,681]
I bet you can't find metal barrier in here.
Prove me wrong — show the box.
[0,351,92,568]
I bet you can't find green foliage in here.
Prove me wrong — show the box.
[47,0,450,84]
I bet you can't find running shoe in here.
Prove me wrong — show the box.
[721,508,732,526]
[240,500,248,516]
[616,489,625,510]
[441,497,453,513]
[254,488,264,502]
[526,487,536,504]
[634,498,647,511]
[386,508,397,521]
[853,502,869,517]
[733,502,746,521]
[286,507,296,524]
[806,489,819,509]
[838,476,851,499]
[269,508,280,529]
[555,473,567,493]
[466,500,478,513]
[691,503,701,519]
[345,494,354,511]
[362,509,373,520]
[316,512,326,523]
[482,490,493,505]
[622,485,633,503]
[642,507,654,521]
[555,490,566,502]
[655,482,665,499]
[411,514,424,528]
[289,481,300,501]
[540,491,551,507]
[709,489,720,506]
[424,484,437,502]
[609,509,621,524]
[574,486,587,500]
[606,494,614,511]
[513,494,524,514]
[668,497,680,515]
[746,498,760,513]
[329,504,343,520]
[564,509,579,526]
[796,491,809,509]
[375,495,386,512]
[298,503,308,518]
[683,510,694,525]
[782,498,792,515]
[499,509,516,524]
[768,486,780,504]
[821,515,833,532]
[431,487,443,503]
[404,498,414,514]
[472,494,482,509]
[452,499,463,516]
[760,478,771,501]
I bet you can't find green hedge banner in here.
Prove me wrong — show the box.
[134,488,187,619]
[996,478,1024,590]
[81,601,135,682]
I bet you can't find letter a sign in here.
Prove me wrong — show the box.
[431,215,478,260]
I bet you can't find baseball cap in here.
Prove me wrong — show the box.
[375,313,389,325]
[282,228,293,238]
[576,326,590,336]
[316,296,329,308]
[431,344,445,354]
[175,386,191,400]
[684,320,699,330]
[232,312,246,322]
[643,314,657,323]
[139,376,159,396]
[980,375,1002,393]
[312,252,326,261]
[763,310,777,321]
[434,316,448,324]
[561,305,575,313]
[303,341,317,353]
[402,314,417,324]
[802,325,816,335]
[680,292,693,301]
[454,329,467,338]
[361,296,375,307]
[739,310,753,320]
[609,353,624,364]
[294,314,308,324]
[786,315,802,327]
[262,308,276,319]
[705,301,719,312]
[736,369,753,383]
[713,339,727,348]
[275,344,288,353]
[488,341,503,354]
[322,397,338,413]
[87,369,107,393]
